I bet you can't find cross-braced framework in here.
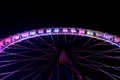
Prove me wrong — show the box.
[0,28,120,80]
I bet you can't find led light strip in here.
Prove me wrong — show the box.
[0,28,120,52]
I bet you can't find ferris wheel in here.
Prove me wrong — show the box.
[0,27,120,80]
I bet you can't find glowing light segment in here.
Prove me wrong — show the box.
[29,30,36,36]
[0,42,4,47]
[4,37,11,43]
[12,35,20,41]
[114,37,120,43]
[46,29,52,33]
[71,29,76,33]
[54,29,59,33]
[103,33,113,40]
[94,31,103,37]
[79,29,86,34]
[38,29,44,34]
[21,32,29,38]
[86,30,94,36]
[63,28,68,32]
[0,42,3,50]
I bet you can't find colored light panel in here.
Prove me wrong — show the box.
[14,35,20,40]
[5,38,11,43]
[103,33,113,40]
[71,29,76,33]
[0,41,5,50]
[21,32,29,38]
[95,31,103,37]
[63,28,68,33]
[38,29,44,34]
[0,42,4,46]
[114,37,120,43]
[87,30,94,36]
[30,30,36,35]
[54,29,59,33]
[79,29,86,34]
[46,29,52,33]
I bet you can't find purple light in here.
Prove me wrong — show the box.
[54,29,59,32]
[0,42,3,46]
[21,32,29,38]
[13,35,20,40]
[114,37,120,43]
[63,28,68,32]
[29,30,36,35]
[5,38,11,43]
[103,33,113,40]
[71,29,76,33]
[79,29,86,34]
[38,29,44,34]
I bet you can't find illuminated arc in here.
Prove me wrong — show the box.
[0,27,120,52]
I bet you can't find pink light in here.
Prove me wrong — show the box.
[79,29,86,34]
[21,32,29,38]
[0,42,4,50]
[71,29,76,33]
[0,42,3,46]
[14,35,20,40]
[5,38,11,43]
[114,37,120,43]
[63,28,68,33]
[38,29,44,34]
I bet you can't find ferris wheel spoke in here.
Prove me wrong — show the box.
[24,39,40,49]
[0,63,51,76]
[32,64,51,80]
[85,76,92,80]
[84,58,120,80]
[0,61,23,68]
[77,61,118,80]
[63,63,83,80]
[71,71,75,80]
[81,37,93,48]
[0,60,37,80]
[71,37,93,50]
[72,48,120,59]
[21,63,51,80]
[70,35,82,44]
[31,37,57,49]
[50,35,58,52]
[87,59,120,71]
[85,41,109,49]
[3,48,56,60]
[9,44,35,50]
[38,36,56,49]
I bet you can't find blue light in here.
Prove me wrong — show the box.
[54,29,59,32]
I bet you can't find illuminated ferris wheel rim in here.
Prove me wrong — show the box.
[0,27,120,52]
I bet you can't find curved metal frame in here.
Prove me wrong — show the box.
[0,27,120,52]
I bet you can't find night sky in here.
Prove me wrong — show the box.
[0,6,119,39]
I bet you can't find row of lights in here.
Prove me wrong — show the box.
[0,28,120,50]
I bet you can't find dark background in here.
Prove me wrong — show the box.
[0,4,119,39]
